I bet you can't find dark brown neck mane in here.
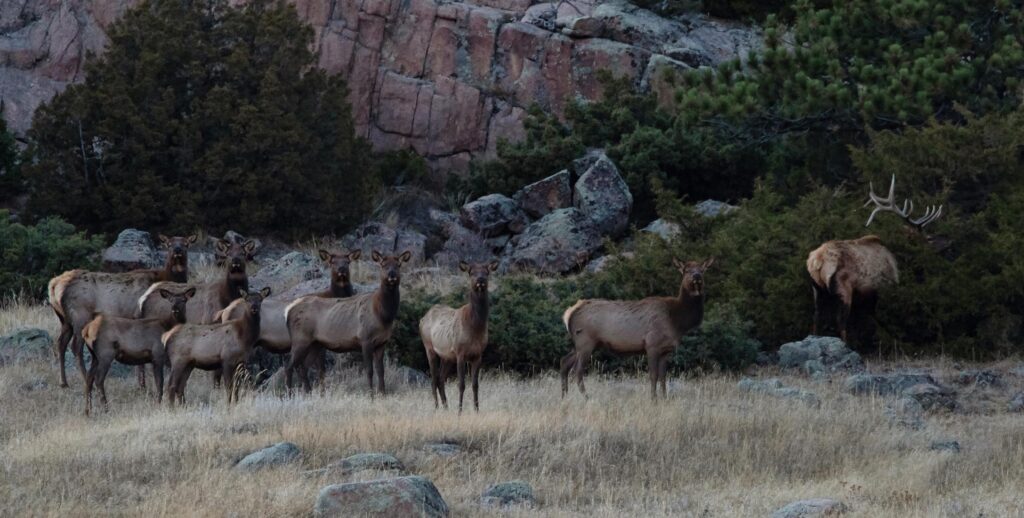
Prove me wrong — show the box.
[373,279,400,326]
[219,270,249,307]
[465,286,489,335]
[236,307,261,350]
[669,280,705,336]
[325,274,354,298]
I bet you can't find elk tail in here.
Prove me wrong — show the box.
[562,300,586,334]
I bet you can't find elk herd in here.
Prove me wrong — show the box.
[44,176,940,416]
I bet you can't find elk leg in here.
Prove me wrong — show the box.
[559,351,577,398]
[285,341,312,395]
[56,320,72,388]
[177,366,195,406]
[210,369,222,390]
[470,358,482,412]
[84,351,99,416]
[223,362,238,405]
[438,360,450,409]
[373,346,386,396]
[456,357,466,415]
[310,348,327,396]
[647,352,659,400]
[153,361,165,404]
[136,366,147,392]
[71,334,89,386]
[362,345,374,395]
[425,346,440,409]
[297,360,313,394]
[836,289,853,344]
[811,283,822,335]
[574,349,592,397]
[658,353,670,398]
[94,357,112,410]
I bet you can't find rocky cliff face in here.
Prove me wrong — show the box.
[0,0,759,172]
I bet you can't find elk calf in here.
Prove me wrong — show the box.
[285,251,411,395]
[163,287,270,406]
[420,260,498,412]
[560,258,713,399]
[80,288,195,415]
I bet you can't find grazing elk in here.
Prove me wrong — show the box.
[807,175,942,344]
[284,250,411,395]
[420,260,498,412]
[81,287,196,415]
[163,287,271,406]
[215,249,361,392]
[560,258,714,399]
[47,234,197,388]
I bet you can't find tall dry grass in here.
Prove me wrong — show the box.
[2,337,1023,517]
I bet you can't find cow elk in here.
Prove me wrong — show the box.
[81,287,195,415]
[163,287,271,406]
[560,258,713,399]
[47,234,197,388]
[420,260,498,412]
[807,175,941,344]
[284,250,411,395]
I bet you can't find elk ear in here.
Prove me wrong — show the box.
[488,260,500,272]
[159,288,173,299]
[184,287,197,299]
[318,249,332,262]
[458,261,470,273]
[348,250,362,261]
[371,250,383,263]
[237,288,248,299]
[215,239,231,254]
[702,257,716,270]
[158,234,171,249]
[186,234,198,245]
[242,240,257,255]
[259,286,272,298]
[672,257,685,270]
[399,250,412,263]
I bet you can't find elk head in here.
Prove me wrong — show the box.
[216,239,257,275]
[159,287,197,324]
[158,234,198,268]
[237,287,272,317]
[459,260,499,294]
[371,250,412,288]
[672,257,715,297]
[864,175,943,231]
[319,249,361,286]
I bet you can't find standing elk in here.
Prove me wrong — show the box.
[163,287,271,406]
[284,250,411,395]
[47,234,197,388]
[420,260,498,412]
[807,175,942,344]
[560,258,714,399]
[81,287,196,415]
[215,249,361,392]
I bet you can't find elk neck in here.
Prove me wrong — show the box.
[373,277,400,326]
[220,270,249,307]
[466,285,489,334]
[163,252,188,283]
[669,280,705,334]
[238,307,261,349]
[329,276,354,297]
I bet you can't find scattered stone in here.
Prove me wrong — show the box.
[1008,391,1024,413]
[0,328,51,365]
[315,476,449,517]
[460,194,528,237]
[395,366,430,387]
[771,498,847,518]
[230,423,260,435]
[693,199,738,218]
[642,218,681,240]
[903,383,957,412]
[102,229,160,271]
[844,373,937,396]
[885,397,925,430]
[561,16,604,38]
[778,336,863,375]
[333,453,406,475]
[574,153,633,238]
[954,369,1002,388]
[514,170,572,219]
[235,442,301,471]
[424,441,462,457]
[432,224,491,268]
[505,208,603,274]
[930,440,961,453]
[249,251,322,295]
[341,222,427,264]
[585,252,634,273]
[480,480,536,509]
[737,378,819,406]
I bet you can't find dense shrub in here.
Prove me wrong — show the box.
[0,211,104,299]
[0,117,20,197]
[23,0,374,238]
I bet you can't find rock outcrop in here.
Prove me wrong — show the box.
[315,476,449,517]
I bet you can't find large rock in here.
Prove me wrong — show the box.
[642,218,681,240]
[480,480,536,509]
[315,476,449,518]
[885,397,925,430]
[432,224,492,268]
[460,194,528,237]
[771,498,846,518]
[693,199,738,218]
[505,208,602,274]
[0,328,51,365]
[778,336,863,375]
[845,373,956,411]
[573,153,632,238]
[235,442,301,471]
[102,229,160,271]
[341,222,427,264]
[513,170,572,218]
[249,252,323,295]
[1009,391,1024,413]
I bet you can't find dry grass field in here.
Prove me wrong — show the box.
[2,298,1024,517]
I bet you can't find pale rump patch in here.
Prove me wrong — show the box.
[161,324,184,348]
[284,296,313,324]
[215,298,246,323]
[138,282,171,315]
[48,269,84,319]
[81,314,104,347]
[563,300,587,332]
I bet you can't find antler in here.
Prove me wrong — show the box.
[864,175,943,229]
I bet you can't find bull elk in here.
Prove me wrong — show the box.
[806,175,942,343]
[560,258,713,399]
[163,287,271,406]
[81,287,195,415]
[215,249,360,392]
[420,260,498,412]
[47,234,197,388]
[284,250,411,395]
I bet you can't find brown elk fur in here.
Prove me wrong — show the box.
[80,287,195,415]
[163,287,270,406]
[806,235,898,343]
[47,234,197,388]
[284,250,411,395]
[420,260,498,412]
[560,258,713,399]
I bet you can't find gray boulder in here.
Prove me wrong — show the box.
[504,208,603,274]
[514,170,572,219]
[0,328,51,365]
[341,222,427,264]
[235,442,301,471]
[1008,392,1024,412]
[885,397,925,430]
[642,219,681,240]
[903,383,957,411]
[102,229,160,271]
[315,476,449,517]
[432,224,491,269]
[843,373,937,396]
[694,199,738,218]
[480,480,536,509]
[737,378,819,406]
[778,336,863,375]
[334,453,406,475]
[249,251,322,295]
[771,498,847,518]
[954,369,1002,388]
[460,194,528,237]
[574,153,633,238]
